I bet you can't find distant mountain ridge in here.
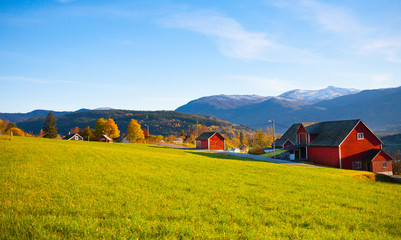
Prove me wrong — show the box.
[278,86,360,103]
[0,108,90,123]
[176,86,401,133]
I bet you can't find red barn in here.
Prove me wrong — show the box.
[275,120,393,175]
[98,134,113,143]
[195,132,225,151]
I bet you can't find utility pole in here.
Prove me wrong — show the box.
[144,124,150,137]
[268,120,275,159]
[196,116,199,137]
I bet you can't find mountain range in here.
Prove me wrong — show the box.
[176,86,401,133]
[2,86,401,135]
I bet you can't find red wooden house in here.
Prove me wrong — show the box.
[275,120,393,175]
[195,132,225,151]
[98,134,113,143]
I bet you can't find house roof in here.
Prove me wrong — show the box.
[100,134,113,141]
[275,122,319,146]
[195,132,224,141]
[275,119,361,147]
[362,149,393,162]
[308,119,360,146]
[117,133,127,142]
[63,133,83,140]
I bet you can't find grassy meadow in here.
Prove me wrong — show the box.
[1,136,401,239]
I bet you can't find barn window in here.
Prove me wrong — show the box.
[75,135,79,140]
[357,133,364,140]
[383,162,387,168]
[355,162,362,169]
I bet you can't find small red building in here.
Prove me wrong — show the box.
[98,134,113,143]
[195,132,225,151]
[275,120,393,175]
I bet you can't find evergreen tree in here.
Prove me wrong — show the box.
[43,112,58,138]
[126,119,144,143]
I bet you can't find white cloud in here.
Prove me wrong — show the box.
[160,10,320,62]
[360,37,401,62]
[370,74,394,88]
[271,0,401,63]
[271,0,367,35]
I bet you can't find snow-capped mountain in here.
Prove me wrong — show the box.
[278,86,360,103]
[182,94,271,110]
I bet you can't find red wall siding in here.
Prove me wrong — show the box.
[209,134,225,150]
[340,122,381,170]
[308,146,340,168]
[372,152,393,173]
[297,125,308,144]
[283,140,294,149]
[200,140,208,149]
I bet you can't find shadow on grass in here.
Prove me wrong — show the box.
[186,151,276,164]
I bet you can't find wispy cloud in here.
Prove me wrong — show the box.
[360,37,401,63]
[271,0,367,36]
[160,10,320,62]
[271,0,401,63]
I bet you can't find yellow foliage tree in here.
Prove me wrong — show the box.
[127,119,144,143]
[6,127,25,136]
[0,119,4,134]
[104,118,120,139]
[95,118,107,138]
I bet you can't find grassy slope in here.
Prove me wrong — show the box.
[1,137,401,239]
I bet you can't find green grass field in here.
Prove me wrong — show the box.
[1,136,401,239]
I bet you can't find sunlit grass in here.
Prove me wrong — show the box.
[1,137,400,239]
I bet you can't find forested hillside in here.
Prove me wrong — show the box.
[17,109,252,137]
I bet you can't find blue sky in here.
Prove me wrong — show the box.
[1,0,401,113]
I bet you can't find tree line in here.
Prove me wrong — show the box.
[41,112,153,143]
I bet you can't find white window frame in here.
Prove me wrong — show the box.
[355,162,362,169]
[357,132,364,140]
[383,162,387,168]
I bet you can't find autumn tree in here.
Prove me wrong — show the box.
[95,118,107,138]
[0,119,4,134]
[80,126,95,141]
[104,118,120,139]
[6,127,25,136]
[127,119,144,143]
[43,112,58,138]
[180,130,185,138]
[239,131,249,149]
[70,126,81,134]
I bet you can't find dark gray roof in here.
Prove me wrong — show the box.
[308,120,360,146]
[195,132,224,141]
[362,149,392,162]
[275,123,301,146]
[275,119,361,147]
[361,149,381,162]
